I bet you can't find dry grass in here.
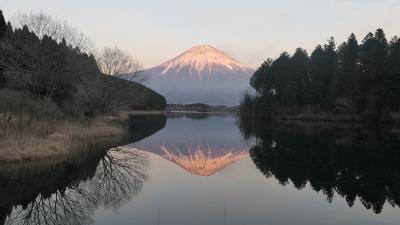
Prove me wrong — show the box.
[0,119,125,163]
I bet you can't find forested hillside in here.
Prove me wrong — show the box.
[0,10,165,126]
[241,29,400,121]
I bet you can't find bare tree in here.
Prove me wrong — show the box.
[3,147,149,225]
[87,147,149,209]
[97,46,146,82]
[77,46,148,116]
[12,12,94,53]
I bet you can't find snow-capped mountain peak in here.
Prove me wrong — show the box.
[144,44,255,105]
[146,44,254,80]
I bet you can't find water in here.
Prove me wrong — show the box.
[1,114,400,225]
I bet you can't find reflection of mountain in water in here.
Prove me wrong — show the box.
[0,115,166,225]
[239,119,400,214]
[161,144,247,176]
[132,115,251,176]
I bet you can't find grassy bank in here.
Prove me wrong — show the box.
[0,118,125,163]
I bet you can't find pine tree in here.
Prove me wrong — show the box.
[290,48,309,105]
[359,29,388,115]
[323,37,338,108]
[337,33,359,103]
[383,36,400,111]
[272,52,291,105]
[243,29,400,120]
[250,59,273,96]
[0,10,6,39]
[0,10,7,88]
[308,45,326,105]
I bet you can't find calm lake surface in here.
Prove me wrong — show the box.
[1,114,400,225]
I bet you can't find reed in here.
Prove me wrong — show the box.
[0,119,125,163]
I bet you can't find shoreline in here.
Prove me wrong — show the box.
[119,110,236,116]
[5,110,394,165]
[0,117,127,164]
[0,110,234,164]
[243,112,400,124]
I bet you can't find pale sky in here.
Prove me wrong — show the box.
[1,0,399,69]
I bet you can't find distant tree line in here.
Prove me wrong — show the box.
[241,29,400,120]
[0,10,165,127]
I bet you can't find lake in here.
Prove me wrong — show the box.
[1,114,400,225]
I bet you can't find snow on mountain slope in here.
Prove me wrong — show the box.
[144,45,255,105]
[146,45,254,80]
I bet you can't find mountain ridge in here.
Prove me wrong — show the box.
[146,44,254,80]
[144,44,254,105]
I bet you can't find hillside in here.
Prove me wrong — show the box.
[108,77,166,110]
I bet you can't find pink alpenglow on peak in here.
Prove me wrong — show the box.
[146,44,254,80]
[144,45,255,105]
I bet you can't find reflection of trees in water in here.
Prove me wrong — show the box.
[240,120,400,214]
[127,115,166,143]
[1,114,165,225]
[6,187,97,225]
[3,147,148,225]
[87,147,148,209]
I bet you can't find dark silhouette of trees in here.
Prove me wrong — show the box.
[0,10,165,124]
[336,34,359,103]
[308,45,325,105]
[12,12,94,53]
[0,10,6,89]
[0,10,5,39]
[289,48,309,105]
[241,29,400,121]
[323,37,338,108]
[384,36,400,111]
[358,29,388,116]
[238,118,400,214]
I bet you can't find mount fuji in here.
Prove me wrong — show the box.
[144,45,254,105]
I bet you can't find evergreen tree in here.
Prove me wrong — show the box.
[0,10,7,88]
[0,11,165,119]
[337,34,359,101]
[359,29,388,115]
[250,59,273,96]
[241,29,400,121]
[308,45,326,105]
[272,52,291,105]
[383,36,400,111]
[323,37,338,108]
[289,48,309,104]
[0,10,6,39]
